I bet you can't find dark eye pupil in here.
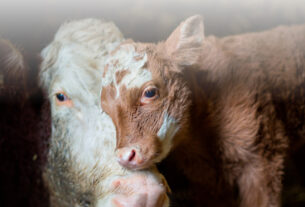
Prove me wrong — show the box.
[144,89,156,98]
[56,93,66,101]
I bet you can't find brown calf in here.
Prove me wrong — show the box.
[100,16,305,206]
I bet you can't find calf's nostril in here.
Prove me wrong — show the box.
[117,148,144,168]
[128,149,136,162]
[117,148,137,165]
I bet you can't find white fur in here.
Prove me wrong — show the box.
[157,112,180,141]
[41,18,126,203]
[42,21,126,196]
[52,18,123,55]
[156,112,180,161]
[102,44,152,98]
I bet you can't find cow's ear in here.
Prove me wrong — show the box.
[165,15,204,66]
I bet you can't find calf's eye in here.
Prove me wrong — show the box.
[144,88,157,98]
[141,86,159,105]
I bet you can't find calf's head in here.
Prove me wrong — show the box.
[101,15,204,169]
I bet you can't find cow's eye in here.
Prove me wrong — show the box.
[141,86,159,105]
[56,93,68,102]
[55,92,73,107]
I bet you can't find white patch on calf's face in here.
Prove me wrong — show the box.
[120,66,151,90]
[155,112,180,162]
[102,44,152,98]
[157,112,180,141]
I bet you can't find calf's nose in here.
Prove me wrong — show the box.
[116,147,143,169]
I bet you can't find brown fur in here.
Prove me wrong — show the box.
[0,38,28,102]
[0,38,50,207]
[101,16,305,206]
[115,70,130,84]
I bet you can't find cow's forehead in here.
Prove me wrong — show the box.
[102,44,152,96]
[50,45,103,99]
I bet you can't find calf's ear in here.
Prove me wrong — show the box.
[165,15,204,66]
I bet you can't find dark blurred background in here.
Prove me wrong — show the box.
[1,0,305,206]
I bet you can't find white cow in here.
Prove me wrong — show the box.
[40,18,169,207]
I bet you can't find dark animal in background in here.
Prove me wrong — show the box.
[0,38,50,207]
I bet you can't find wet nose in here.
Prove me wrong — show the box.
[116,147,144,169]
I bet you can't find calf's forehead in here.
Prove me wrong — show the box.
[102,44,153,96]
